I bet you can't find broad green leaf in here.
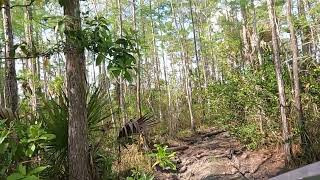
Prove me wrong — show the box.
[7,173,25,180]
[18,164,26,176]
[28,165,50,175]
[115,38,129,47]
[96,53,105,66]
[23,175,38,180]
[0,142,9,153]
[25,148,33,157]
[30,144,36,152]
[55,20,65,34]
[123,70,133,82]
[0,130,10,143]
[39,134,56,140]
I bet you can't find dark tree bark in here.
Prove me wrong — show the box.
[267,0,292,163]
[64,0,90,179]
[1,0,18,112]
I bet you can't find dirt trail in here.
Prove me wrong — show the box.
[155,129,286,180]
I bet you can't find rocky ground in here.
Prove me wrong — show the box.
[155,129,286,180]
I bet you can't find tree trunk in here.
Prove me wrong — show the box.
[240,2,252,66]
[150,0,162,122]
[92,55,96,85]
[171,0,195,131]
[304,0,319,62]
[188,0,200,79]
[116,0,126,125]
[0,59,5,107]
[64,0,90,179]
[24,0,37,112]
[287,0,307,154]
[298,0,312,57]
[251,0,263,66]
[43,57,48,98]
[133,0,142,117]
[162,40,172,129]
[267,0,292,163]
[2,0,18,112]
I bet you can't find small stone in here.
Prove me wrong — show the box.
[179,166,187,173]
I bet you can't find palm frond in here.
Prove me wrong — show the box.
[40,87,114,178]
[118,114,156,140]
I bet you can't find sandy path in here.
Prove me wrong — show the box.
[155,130,285,180]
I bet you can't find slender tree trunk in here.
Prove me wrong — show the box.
[0,59,5,107]
[304,0,318,62]
[267,0,292,163]
[64,0,90,179]
[162,41,172,129]
[117,0,126,125]
[171,0,195,131]
[133,0,142,117]
[298,0,312,56]
[150,0,162,122]
[188,0,200,79]
[251,0,263,66]
[92,56,96,85]
[181,28,195,131]
[2,0,18,112]
[240,2,252,66]
[287,0,307,154]
[24,0,37,112]
[43,57,48,98]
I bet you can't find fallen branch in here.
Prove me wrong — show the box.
[201,130,225,139]
[167,145,189,152]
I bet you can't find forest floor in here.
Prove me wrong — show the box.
[154,128,287,180]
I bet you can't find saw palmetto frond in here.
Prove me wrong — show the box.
[117,114,157,147]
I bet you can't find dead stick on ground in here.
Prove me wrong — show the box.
[200,130,225,139]
[168,145,189,152]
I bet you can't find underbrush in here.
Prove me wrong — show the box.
[204,62,320,164]
[116,145,153,178]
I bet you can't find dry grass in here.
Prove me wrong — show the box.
[114,144,153,178]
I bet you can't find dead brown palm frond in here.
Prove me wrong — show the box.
[117,114,156,146]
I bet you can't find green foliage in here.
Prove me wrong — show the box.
[83,16,137,82]
[0,119,54,179]
[205,63,280,149]
[93,151,116,180]
[39,87,115,178]
[126,169,154,180]
[234,124,262,150]
[148,144,176,170]
[7,164,49,180]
